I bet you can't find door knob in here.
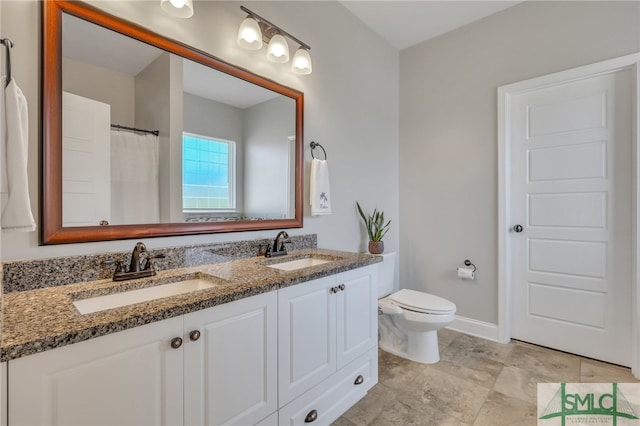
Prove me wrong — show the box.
[513,224,523,233]
[170,337,183,349]
[189,330,201,341]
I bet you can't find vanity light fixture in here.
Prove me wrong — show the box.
[237,16,263,50]
[160,0,194,18]
[291,47,312,75]
[237,6,312,75]
[266,34,289,63]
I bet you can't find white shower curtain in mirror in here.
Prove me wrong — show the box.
[110,130,160,225]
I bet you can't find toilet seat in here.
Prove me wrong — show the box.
[388,289,456,315]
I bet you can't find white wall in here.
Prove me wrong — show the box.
[0,0,399,260]
[399,1,640,324]
[244,96,295,218]
[183,93,244,145]
[63,57,135,126]
[135,52,172,222]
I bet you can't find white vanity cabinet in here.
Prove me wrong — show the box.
[6,264,377,426]
[7,291,278,426]
[7,315,185,426]
[278,266,378,425]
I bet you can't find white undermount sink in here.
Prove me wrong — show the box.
[73,278,217,315]
[266,257,332,271]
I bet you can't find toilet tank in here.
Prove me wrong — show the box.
[377,252,397,297]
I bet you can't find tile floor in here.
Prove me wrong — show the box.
[333,329,639,426]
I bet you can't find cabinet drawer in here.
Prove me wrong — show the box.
[278,347,378,426]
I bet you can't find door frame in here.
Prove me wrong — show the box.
[497,53,640,374]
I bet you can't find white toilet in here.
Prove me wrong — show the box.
[377,252,456,364]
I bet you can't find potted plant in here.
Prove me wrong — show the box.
[356,201,391,254]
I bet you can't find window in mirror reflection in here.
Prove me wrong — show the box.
[182,133,236,211]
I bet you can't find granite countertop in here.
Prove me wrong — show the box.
[1,249,381,362]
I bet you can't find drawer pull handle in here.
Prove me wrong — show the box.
[189,330,201,341]
[304,409,318,423]
[170,337,183,349]
[339,284,345,291]
[354,374,364,385]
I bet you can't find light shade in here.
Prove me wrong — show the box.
[266,34,289,63]
[237,17,263,50]
[291,48,312,75]
[160,0,194,18]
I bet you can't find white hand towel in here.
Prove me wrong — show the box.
[310,158,331,216]
[2,78,36,232]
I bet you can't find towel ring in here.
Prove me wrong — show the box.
[1,38,14,88]
[310,141,327,160]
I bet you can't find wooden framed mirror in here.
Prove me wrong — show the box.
[42,0,303,244]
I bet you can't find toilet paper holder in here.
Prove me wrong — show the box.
[457,259,477,280]
[463,259,476,272]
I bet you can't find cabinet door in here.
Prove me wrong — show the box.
[278,276,337,406]
[336,266,378,369]
[183,291,277,426]
[8,316,184,426]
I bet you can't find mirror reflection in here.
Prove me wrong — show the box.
[61,12,296,227]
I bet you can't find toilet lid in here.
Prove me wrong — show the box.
[389,289,456,314]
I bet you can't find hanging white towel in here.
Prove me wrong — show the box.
[2,78,35,232]
[310,158,332,216]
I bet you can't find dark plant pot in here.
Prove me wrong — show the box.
[368,241,384,254]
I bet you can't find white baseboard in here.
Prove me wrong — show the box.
[447,315,500,342]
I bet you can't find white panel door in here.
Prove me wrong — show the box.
[62,91,111,226]
[510,68,632,365]
[8,317,184,426]
[183,292,278,426]
[278,276,337,406]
